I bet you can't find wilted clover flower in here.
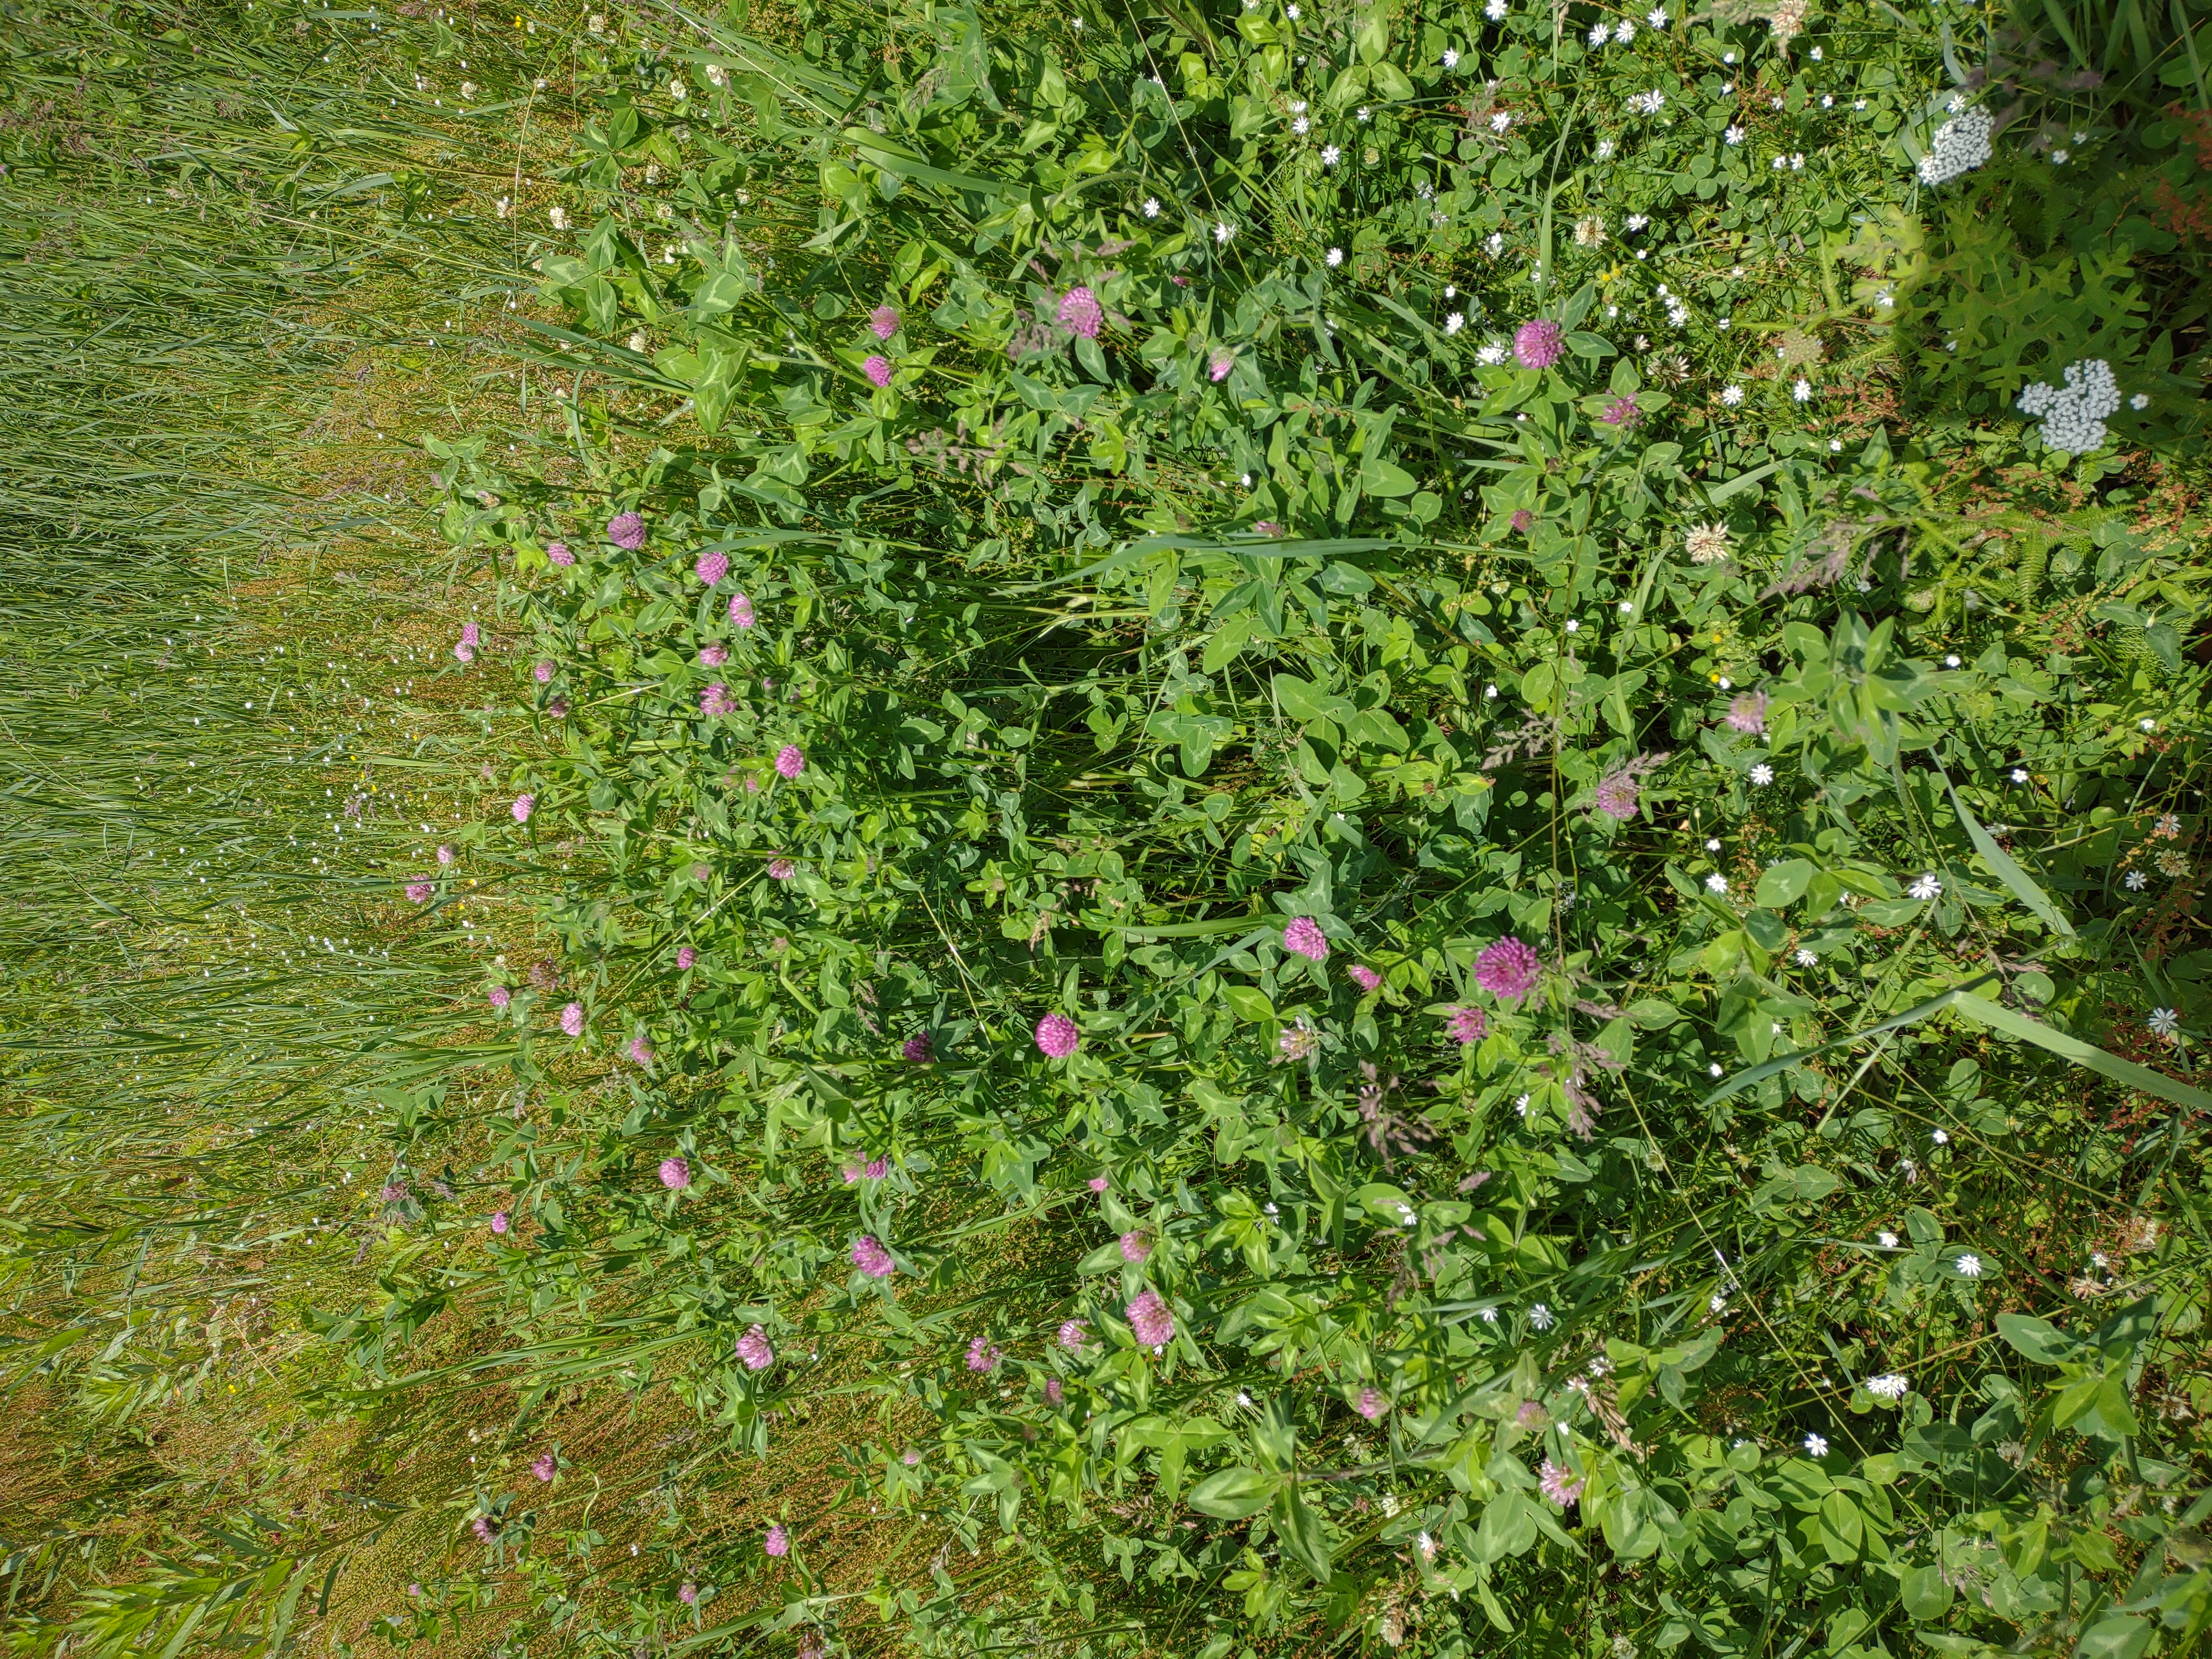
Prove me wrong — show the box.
[1126,1290,1175,1349]
[1474,936,1542,1001]
[1684,521,1732,564]
[607,511,645,550]
[1035,1011,1080,1058]
[1514,318,1564,369]
[1725,691,1769,734]
[1538,1458,1584,1506]
[1057,286,1104,338]
[1276,1018,1319,1063]
[1283,917,1329,961]
[531,1451,555,1480]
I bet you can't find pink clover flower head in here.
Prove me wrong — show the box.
[852,1234,896,1279]
[1119,1230,1151,1264]
[1035,1011,1081,1059]
[1277,1019,1318,1063]
[454,640,474,663]
[775,744,806,779]
[473,1516,496,1543]
[437,844,456,865]
[1474,935,1543,1001]
[1349,963,1383,992]
[729,592,756,628]
[491,1209,510,1234]
[1600,395,1641,429]
[698,643,728,667]
[692,863,711,882]
[745,776,760,794]
[1126,1290,1175,1349]
[534,659,555,683]
[869,304,900,340]
[629,1035,654,1067]
[1058,1318,1089,1349]
[531,1451,555,1481]
[659,1155,690,1190]
[461,621,481,649]
[700,684,735,719]
[546,540,575,567]
[405,880,433,904]
[1057,285,1105,340]
[513,793,535,823]
[1516,1400,1550,1429]
[1594,771,1640,820]
[560,1000,585,1036]
[902,1448,921,1466]
[1538,1457,1585,1507]
[1253,519,1283,535]
[677,945,697,971]
[678,1582,697,1606]
[1725,690,1769,734]
[902,1032,933,1062]
[1513,317,1566,369]
[1087,1175,1109,1193]
[863,354,894,389]
[696,550,729,587]
[767,857,797,880]
[864,1157,889,1179]
[488,984,512,1010]
[966,1334,1003,1373]
[1284,916,1330,962]
[548,697,568,718]
[1446,1005,1488,1045]
[1044,1376,1064,1406]
[1355,1386,1389,1421]
[735,1324,775,1371]
[764,1525,789,1558]
[607,510,646,550]
[1511,508,1535,533]
[1209,351,1234,382]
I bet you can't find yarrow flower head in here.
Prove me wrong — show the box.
[695,550,729,586]
[869,304,900,338]
[775,744,806,779]
[1538,1458,1584,1506]
[607,510,645,550]
[1057,286,1104,339]
[863,354,894,388]
[1284,917,1329,962]
[1446,1005,1488,1045]
[1513,318,1565,369]
[659,1156,689,1190]
[737,1324,775,1370]
[2016,359,2121,453]
[1917,103,1993,185]
[1474,935,1543,1001]
[852,1234,896,1278]
[1035,1011,1081,1058]
[1126,1290,1175,1348]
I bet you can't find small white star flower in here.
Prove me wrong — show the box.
[2149,1008,2180,1036]
[1709,1292,1728,1311]
[1486,0,1507,16]
[2052,148,2069,164]
[1588,22,1610,45]
[1490,110,1511,131]
[1285,3,1299,16]
[1445,312,1465,333]
[1292,114,1310,134]
[1616,20,1636,42]
[1595,138,1616,159]
[1619,600,1634,613]
[1804,1433,1828,1456]
[1240,472,1253,486]
[1956,1253,1983,1277]
[1945,654,1961,667]
[2126,870,2148,891]
[1648,6,1668,23]
[2131,393,2151,410]
[1357,106,1371,122]
[1705,836,1721,851]
[1909,873,1942,901]
[1931,1128,1949,1144]
[1326,246,1344,265]
[1442,48,1460,67]
[2011,767,2029,782]
[1708,1062,1724,1077]
[1322,144,1341,165]
[1564,618,1579,633]
[2142,717,2158,732]
[1877,1230,1898,1248]
[1480,1305,1499,1322]
[1724,124,1745,144]
[1215,221,1235,244]
[1705,872,1729,894]
[1721,384,1745,405]
[1794,947,1816,966]
[1529,1303,1554,1330]
[1792,378,1813,401]
[1866,1374,1908,1401]
[1751,764,1774,786]
[1485,231,1505,255]
[1142,197,1161,217]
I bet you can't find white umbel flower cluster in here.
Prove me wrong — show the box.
[2017,358,2121,453]
[1917,102,1992,185]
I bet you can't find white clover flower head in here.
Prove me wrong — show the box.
[1326,246,1344,265]
[1751,763,1775,786]
[1705,873,1729,894]
[1445,312,1465,334]
[1956,1253,1983,1277]
[1909,873,1942,901]
[1918,103,1994,185]
[1804,1433,1828,1456]
[1477,341,1508,365]
[1794,947,1816,966]
[1867,1374,1908,1401]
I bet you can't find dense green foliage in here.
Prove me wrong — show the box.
[8,1,2212,1658]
